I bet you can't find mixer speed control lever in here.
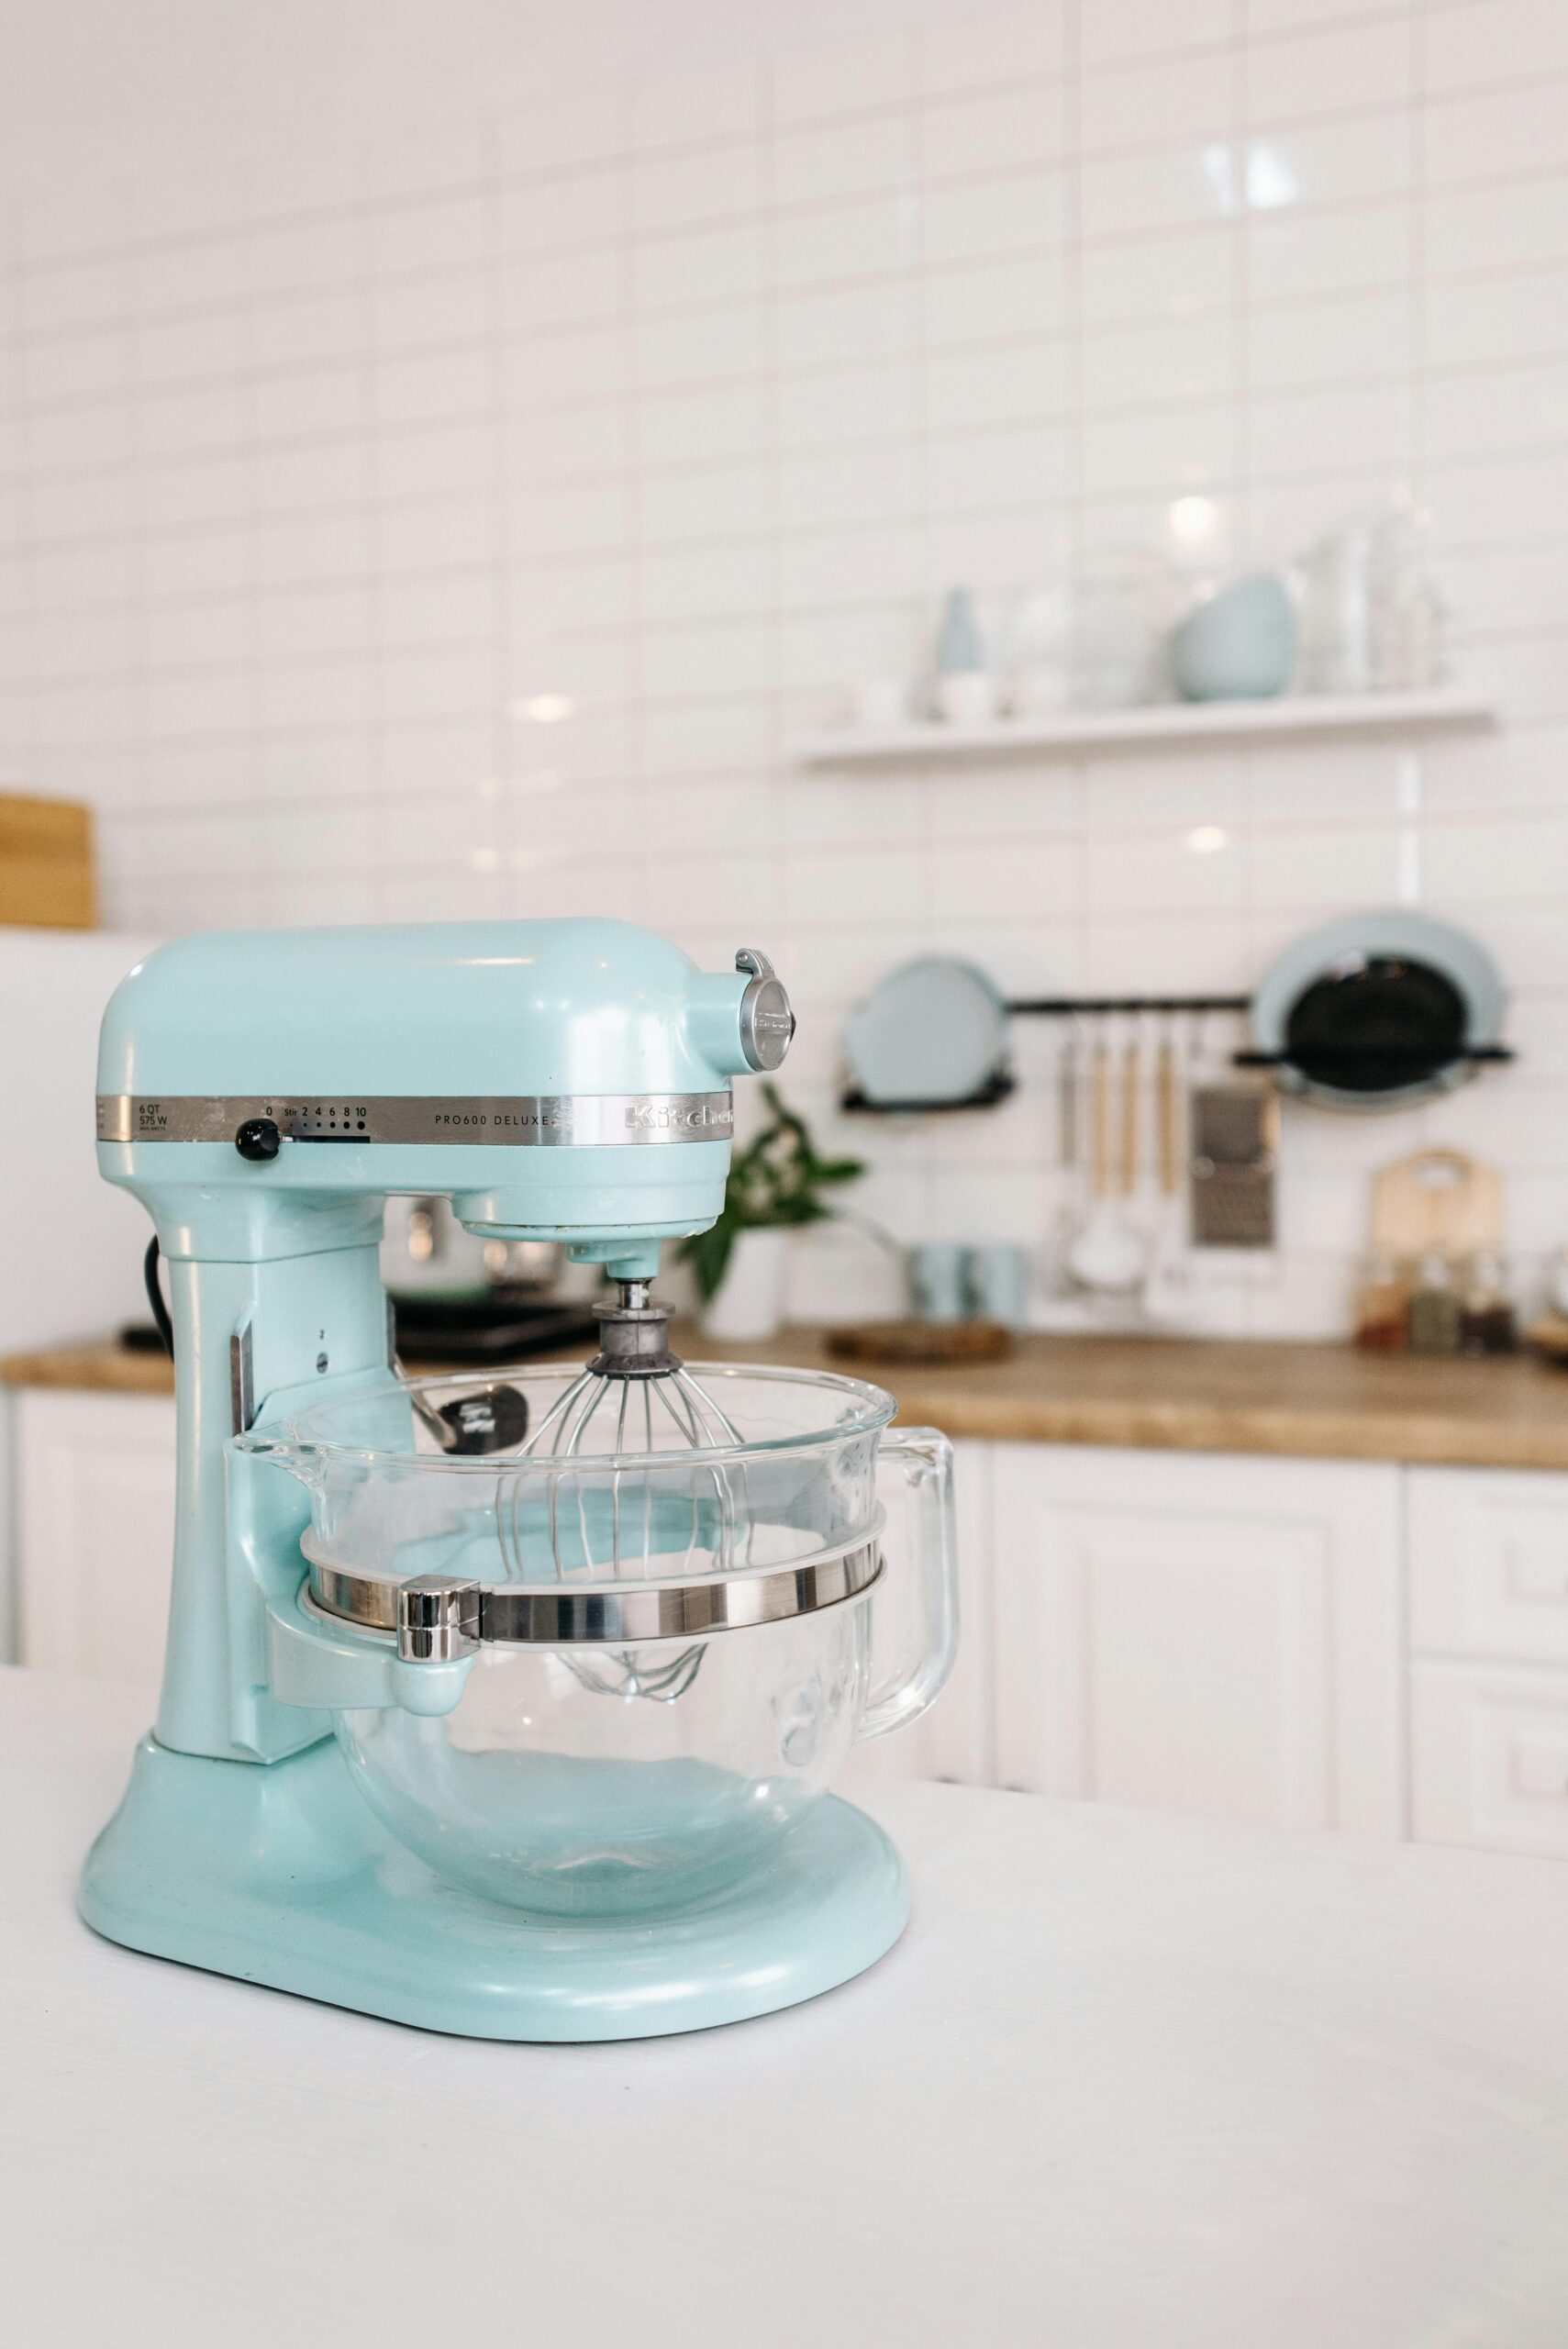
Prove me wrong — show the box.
[235,1116,282,1162]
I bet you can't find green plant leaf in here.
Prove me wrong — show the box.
[677,1085,864,1294]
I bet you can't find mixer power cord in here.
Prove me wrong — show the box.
[143,1237,175,1359]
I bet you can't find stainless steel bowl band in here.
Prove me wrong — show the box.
[304,1539,884,1656]
[95,1091,735,1147]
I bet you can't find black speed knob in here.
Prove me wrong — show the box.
[235,1117,282,1162]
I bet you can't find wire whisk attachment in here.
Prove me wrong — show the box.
[495,1283,756,1698]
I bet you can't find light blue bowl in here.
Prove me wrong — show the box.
[1172,573,1296,702]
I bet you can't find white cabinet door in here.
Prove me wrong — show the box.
[1405,1464,1568,1857]
[993,1445,1405,1836]
[842,1438,993,1789]
[1407,1465,1568,1668]
[15,1389,176,1694]
[1411,1659,1568,1861]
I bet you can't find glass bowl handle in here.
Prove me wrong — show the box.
[858,1427,960,1742]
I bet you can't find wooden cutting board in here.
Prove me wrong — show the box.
[825,1318,1014,1366]
[0,794,96,928]
[1372,1148,1503,1261]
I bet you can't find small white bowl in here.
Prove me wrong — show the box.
[936,671,999,725]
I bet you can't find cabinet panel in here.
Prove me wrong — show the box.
[1411,1659,1568,1860]
[843,1437,992,1789]
[1408,1466,1568,1668]
[16,1390,176,1694]
[993,1446,1404,1836]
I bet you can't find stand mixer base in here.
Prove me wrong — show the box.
[80,1735,910,2041]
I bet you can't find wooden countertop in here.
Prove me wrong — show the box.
[7,1324,1568,1470]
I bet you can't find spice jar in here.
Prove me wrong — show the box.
[1354,1252,1407,1353]
[1460,1251,1517,1357]
[1407,1252,1462,1356]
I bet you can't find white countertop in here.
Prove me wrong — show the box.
[6,1665,1568,2349]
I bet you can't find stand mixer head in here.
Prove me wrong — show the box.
[81,916,958,2041]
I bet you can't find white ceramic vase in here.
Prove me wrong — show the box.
[701,1228,790,1342]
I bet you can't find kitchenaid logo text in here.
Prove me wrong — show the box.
[624,1100,732,1133]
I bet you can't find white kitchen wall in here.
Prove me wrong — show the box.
[2,0,1567,1332]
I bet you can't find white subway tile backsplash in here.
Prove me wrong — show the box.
[775,357,917,451]
[1425,173,1568,283]
[250,216,361,296]
[917,3,1066,97]
[921,82,1064,183]
[502,246,621,333]
[1248,821,1405,911]
[1080,49,1235,157]
[1248,108,1414,210]
[1426,354,1568,464]
[772,30,914,128]
[637,379,767,465]
[1083,309,1237,410]
[778,440,913,532]
[1427,448,1568,546]
[371,419,488,501]
[1246,16,1412,127]
[1246,199,1410,303]
[503,322,624,410]
[20,255,126,336]
[7,0,1568,1334]
[773,195,917,291]
[631,141,760,233]
[919,166,1067,263]
[140,379,248,458]
[499,166,622,260]
[773,113,913,207]
[142,450,250,528]
[373,344,491,426]
[634,300,763,388]
[924,337,1068,432]
[1080,144,1236,243]
[1425,79,1568,190]
[1246,376,1414,479]
[24,395,131,472]
[23,327,125,403]
[1244,284,1412,392]
[373,265,491,352]
[631,220,762,309]
[128,237,240,319]
[369,193,488,278]
[924,421,1069,514]
[144,593,250,670]
[1081,397,1238,497]
[1082,0,1237,70]
[252,289,361,370]
[252,436,368,514]
[1425,267,1568,373]
[923,250,1065,348]
[497,87,626,178]
[251,362,361,441]
[628,60,762,156]
[1080,225,1236,327]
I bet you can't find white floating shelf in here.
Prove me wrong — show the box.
[790,689,1496,768]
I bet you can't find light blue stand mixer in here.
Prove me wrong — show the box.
[83,918,958,2040]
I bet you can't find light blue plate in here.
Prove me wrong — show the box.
[845,956,1008,1107]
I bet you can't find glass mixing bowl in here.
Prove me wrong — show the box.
[240,1362,957,1917]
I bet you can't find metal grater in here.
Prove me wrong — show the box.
[1189,1084,1278,1248]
